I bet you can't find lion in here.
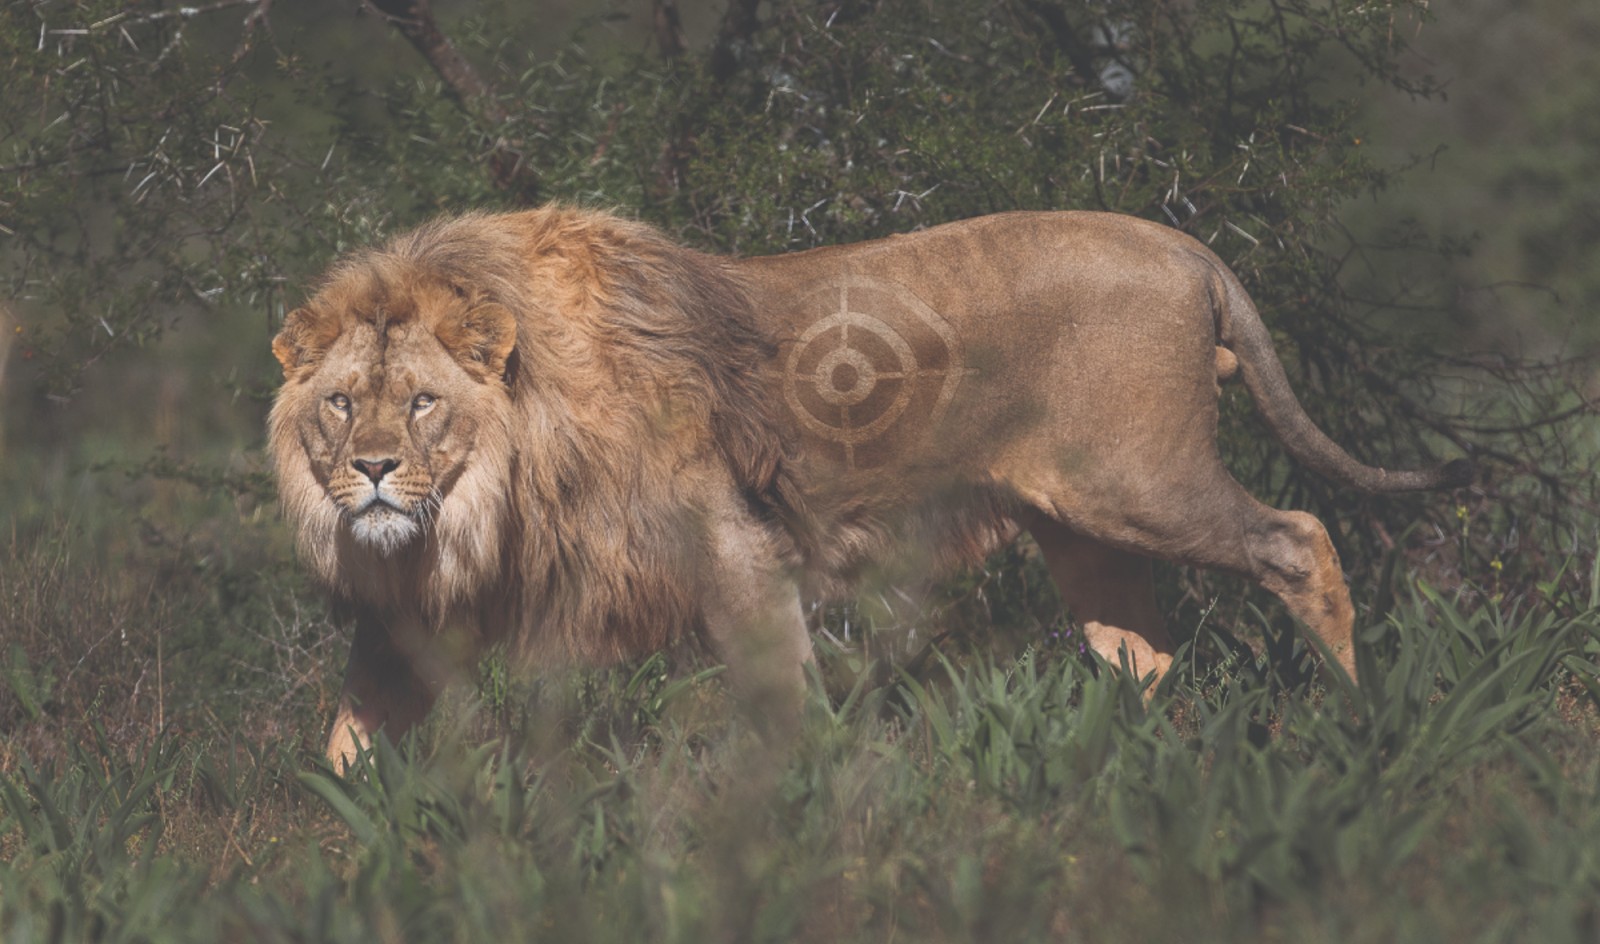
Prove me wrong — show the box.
[268,207,1471,768]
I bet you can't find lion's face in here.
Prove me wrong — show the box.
[310,318,476,553]
[270,277,518,562]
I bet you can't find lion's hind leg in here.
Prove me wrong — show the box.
[1030,469,1358,686]
[1235,508,1358,682]
[1029,518,1175,688]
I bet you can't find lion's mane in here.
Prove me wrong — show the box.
[271,208,800,664]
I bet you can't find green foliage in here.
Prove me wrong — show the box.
[3,1,1598,940]
[3,1,276,394]
[1346,0,1600,343]
[894,579,1598,906]
[0,731,200,942]
[3,0,1588,576]
[1,646,56,724]
[2,582,1600,940]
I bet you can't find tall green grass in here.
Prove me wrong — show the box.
[4,559,1600,942]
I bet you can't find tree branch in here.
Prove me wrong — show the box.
[366,0,504,124]
[652,0,687,59]
[1014,0,1103,90]
[710,0,761,83]
[364,0,539,202]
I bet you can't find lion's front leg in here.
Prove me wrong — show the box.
[698,497,813,733]
[325,611,448,771]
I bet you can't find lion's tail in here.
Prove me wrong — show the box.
[1210,258,1474,493]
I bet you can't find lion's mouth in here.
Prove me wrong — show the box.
[351,493,409,516]
[346,499,424,555]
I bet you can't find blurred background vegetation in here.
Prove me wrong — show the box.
[2,0,1599,939]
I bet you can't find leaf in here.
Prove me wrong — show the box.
[297,770,379,847]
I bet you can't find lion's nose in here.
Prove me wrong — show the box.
[352,457,400,485]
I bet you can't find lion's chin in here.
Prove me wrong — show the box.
[348,506,422,556]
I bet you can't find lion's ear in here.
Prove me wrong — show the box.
[437,303,517,382]
[272,307,342,380]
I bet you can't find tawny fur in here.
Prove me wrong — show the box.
[271,209,798,666]
[270,206,1469,768]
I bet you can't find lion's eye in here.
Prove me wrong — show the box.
[329,393,351,414]
[412,393,437,415]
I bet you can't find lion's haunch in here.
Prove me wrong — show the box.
[269,206,1471,770]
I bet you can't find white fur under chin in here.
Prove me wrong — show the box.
[350,506,422,556]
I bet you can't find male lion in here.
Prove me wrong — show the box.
[269,207,1470,768]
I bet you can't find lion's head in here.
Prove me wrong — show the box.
[268,247,522,611]
[274,276,516,546]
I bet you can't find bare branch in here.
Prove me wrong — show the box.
[710,0,760,82]
[364,0,539,201]
[366,0,506,124]
[64,0,263,31]
[1014,0,1105,90]
[652,0,687,59]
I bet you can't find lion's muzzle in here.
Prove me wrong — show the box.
[352,456,401,485]
[341,457,427,554]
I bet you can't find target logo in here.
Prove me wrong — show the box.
[782,276,973,470]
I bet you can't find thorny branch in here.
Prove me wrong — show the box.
[44,0,263,32]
